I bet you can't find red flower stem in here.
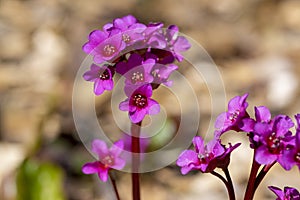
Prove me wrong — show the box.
[109,171,121,200]
[211,171,235,200]
[223,168,236,200]
[244,151,261,200]
[131,122,142,200]
[254,162,275,191]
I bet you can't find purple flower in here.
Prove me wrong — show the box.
[83,30,125,64]
[82,139,126,182]
[119,84,160,123]
[215,93,249,135]
[164,25,191,62]
[151,63,178,87]
[116,53,154,85]
[83,64,114,95]
[269,186,300,200]
[176,136,240,174]
[281,114,300,170]
[254,114,294,165]
[82,30,109,54]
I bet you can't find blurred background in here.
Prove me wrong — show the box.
[0,0,300,199]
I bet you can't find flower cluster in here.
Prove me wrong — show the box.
[82,15,190,123]
[177,93,300,200]
[177,136,240,174]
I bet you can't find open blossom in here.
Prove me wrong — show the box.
[215,93,249,135]
[151,63,178,87]
[164,25,191,62]
[269,186,300,200]
[82,139,126,182]
[83,30,125,64]
[281,114,300,170]
[116,53,154,85]
[119,84,160,123]
[254,113,294,166]
[176,136,240,174]
[83,64,114,95]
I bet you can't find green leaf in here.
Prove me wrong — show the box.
[17,159,66,200]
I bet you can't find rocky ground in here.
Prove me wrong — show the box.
[0,0,300,199]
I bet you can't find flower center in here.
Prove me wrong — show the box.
[198,152,213,164]
[101,155,114,168]
[99,69,110,80]
[102,44,116,57]
[133,94,147,108]
[152,69,161,78]
[122,34,131,43]
[267,133,282,154]
[131,71,144,84]
[229,110,240,122]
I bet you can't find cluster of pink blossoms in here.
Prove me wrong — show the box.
[177,93,300,199]
[82,15,191,123]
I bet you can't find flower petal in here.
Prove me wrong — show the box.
[148,99,160,115]
[92,139,109,157]
[94,79,105,95]
[98,168,109,182]
[255,146,277,165]
[176,150,198,167]
[110,140,124,156]
[255,106,271,122]
[129,109,147,123]
[82,162,99,174]
[112,158,126,170]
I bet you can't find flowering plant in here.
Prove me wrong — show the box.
[79,15,300,200]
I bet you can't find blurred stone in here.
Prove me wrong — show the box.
[252,56,298,110]
[0,143,25,189]
[0,33,30,60]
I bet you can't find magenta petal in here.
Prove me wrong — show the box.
[192,136,204,153]
[174,36,191,52]
[177,150,198,167]
[103,79,114,90]
[268,186,285,199]
[98,168,109,182]
[180,166,193,175]
[89,30,107,42]
[82,162,99,174]
[122,15,137,25]
[254,122,271,135]
[228,96,240,112]
[94,79,105,95]
[92,139,108,156]
[255,146,277,165]
[119,100,130,111]
[83,70,98,81]
[215,112,226,129]
[255,106,271,122]
[240,118,255,132]
[148,99,160,115]
[110,140,124,156]
[93,54,105,64]
[112,158,126,170]
[129,109,147,123]
[209,140,224,157]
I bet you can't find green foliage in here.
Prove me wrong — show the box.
[17,159,66,200]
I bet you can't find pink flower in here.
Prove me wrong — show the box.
[83,64,114,95]
[82,139,126,182]
[176,136,240,174]
[119,84,160,123]
[215,93,249,135]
